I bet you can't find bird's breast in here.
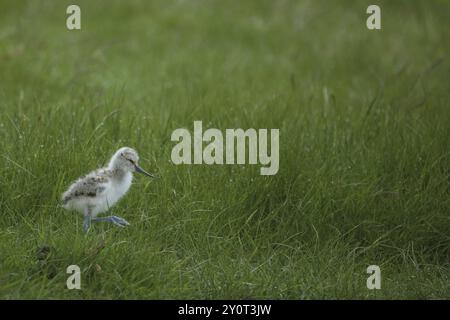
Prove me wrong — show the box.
[89,172,133,216]
[106,172,133,205]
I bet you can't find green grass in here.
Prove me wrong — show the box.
[0,0,449,299]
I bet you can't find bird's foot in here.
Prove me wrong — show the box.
[92,216,130,228]
[109,216,130,227]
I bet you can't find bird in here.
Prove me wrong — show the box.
[61,147,154,232]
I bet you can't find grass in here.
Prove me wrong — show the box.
[0,0,449,299]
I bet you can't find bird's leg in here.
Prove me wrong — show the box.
[91,216,130,228]
[83,208,92,233]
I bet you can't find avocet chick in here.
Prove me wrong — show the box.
[62,147,154,232]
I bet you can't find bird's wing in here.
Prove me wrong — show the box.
[62,169,111,204]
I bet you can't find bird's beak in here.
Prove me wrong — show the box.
[134,165,155,178]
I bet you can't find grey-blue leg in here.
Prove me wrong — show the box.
[92,216,130,227]
[83,215,91,232]
[83,207,92,233]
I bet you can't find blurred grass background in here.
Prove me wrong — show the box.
[0,0,449,298]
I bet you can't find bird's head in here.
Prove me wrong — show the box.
[109,147,154,178]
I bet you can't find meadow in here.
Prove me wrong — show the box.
[0,0,449,299]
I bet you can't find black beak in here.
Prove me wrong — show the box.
[134,165,155,178]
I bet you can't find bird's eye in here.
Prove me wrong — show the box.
[127,159,135,164]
